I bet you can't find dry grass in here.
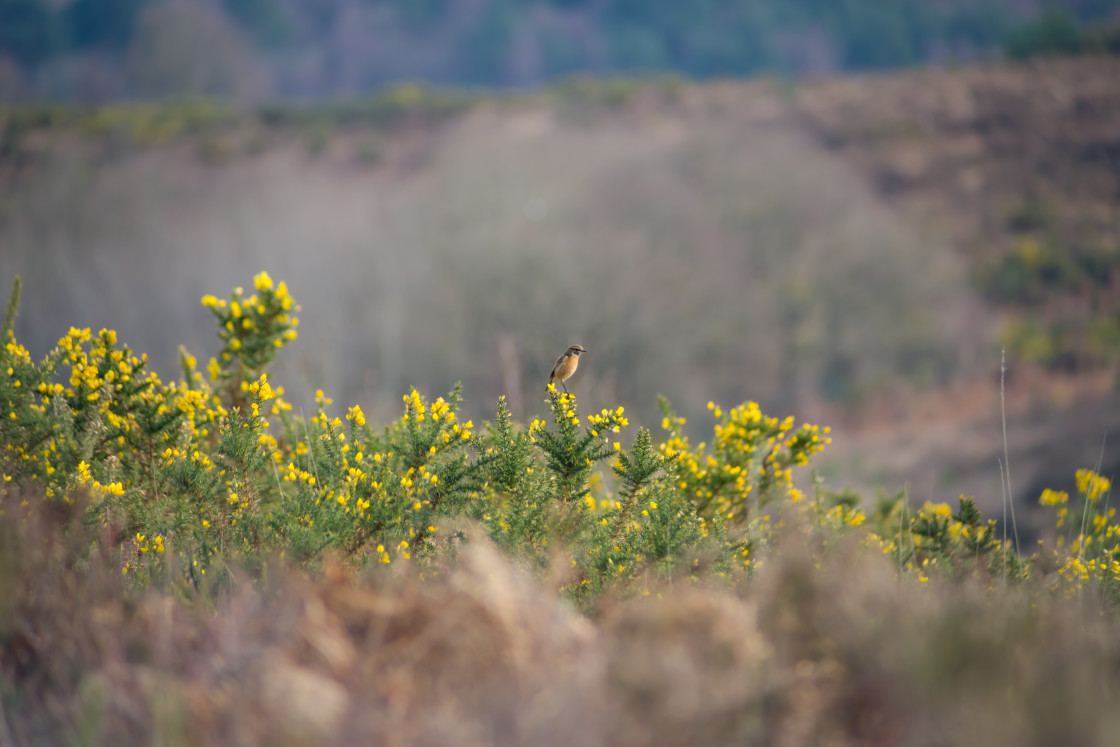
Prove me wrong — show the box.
[5,498,1120,747]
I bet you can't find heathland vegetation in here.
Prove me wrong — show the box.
[4,56,1120,516]
[3,270,1120,744]
[4,49,1120,743]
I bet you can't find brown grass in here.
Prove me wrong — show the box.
[5,497,1120,746]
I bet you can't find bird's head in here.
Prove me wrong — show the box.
[568,345,586,356]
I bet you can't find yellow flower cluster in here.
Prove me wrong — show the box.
[74,459,125,499]
[2,272,461,578]
[282,463,316,485]
[1076,468,1111,502]
[1039,488,1068,506]
[201,272,299,383]
[1038,470,1120,596]
[257,383,479,561]
[551,391,581,428]
[1055,554,1120,597]
[658,399,830,523]
[400,389,473,447]
[913,501,986,545]
[347,405,366,427]
[161,446,216,473]
[587,406,629,437]
[2,324,232,506]
[1039,470,1116,546]
[822,502,866,529]
[135,533,165,555]
[0,272,855,594]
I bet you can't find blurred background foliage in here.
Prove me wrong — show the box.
[0,0,1119,99]
[0,84,985,434]
[3,1,1120,513]
[5,5,1120,741]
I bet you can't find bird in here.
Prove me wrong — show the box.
[548,344,586,393]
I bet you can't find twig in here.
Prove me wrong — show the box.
[1000,458,1008,585]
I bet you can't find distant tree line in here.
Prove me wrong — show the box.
[1004,7,1120,59]
[0,0,1118,98]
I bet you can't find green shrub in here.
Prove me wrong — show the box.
[0,273,776,606]
[2,271,1119,610]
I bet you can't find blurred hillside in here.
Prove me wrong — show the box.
[796,56,1120,375]
[0,80,985,425]
[1,0,1119,99]
[3,55,1120,521]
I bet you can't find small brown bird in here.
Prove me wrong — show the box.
[548,344,586,393]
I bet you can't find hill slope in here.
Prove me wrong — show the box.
[3,57,1120,523]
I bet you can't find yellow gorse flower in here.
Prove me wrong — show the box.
[1076,469,1111,502]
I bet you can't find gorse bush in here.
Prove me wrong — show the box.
[0,272,1116,608]
[1038,469,1120,602]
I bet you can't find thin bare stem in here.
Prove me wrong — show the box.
[1000,349,1020,555]
[1000,457,1008,585]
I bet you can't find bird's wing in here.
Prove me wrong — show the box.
[549,354,565,380]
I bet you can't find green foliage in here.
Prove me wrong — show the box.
[0,277,593,595]
[3,269,1120,614]
[0,277,59,485]
[577,428,714,596]
[859,492,1028,584]
[1005,9,1085,59]
[477,396,531,495]
[974,235,1120,369]
[0,88,471,162]
[1004,9,1120,59]
[71,99,235,147]
[613,427,665,503]
[657,396,831,523]
[473,396,551,558]
[1037,472,1120,604]
[0,271,798,608]
[200,271,299,408]
[533,387,628,504]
